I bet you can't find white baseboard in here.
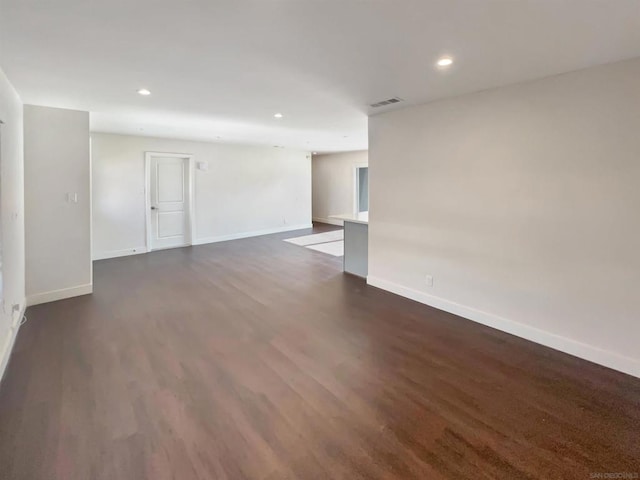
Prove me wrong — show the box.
[95,225,315,258]
[0,302,26,386]
[93,246,148,261]
[313,216,344,226]
[193,223,313,245]
[367,276,640,379]
[27,283,93,307]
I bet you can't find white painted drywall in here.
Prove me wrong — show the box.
[368,58,640,377]
[0,68,25,379]
[91,133,311,259]
[24,105,92,305]
[312,151,367,225]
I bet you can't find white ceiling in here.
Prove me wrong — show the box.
[2,0,640,152]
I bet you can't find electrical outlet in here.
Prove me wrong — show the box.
[12,304,20,313]
[425,275,434,287]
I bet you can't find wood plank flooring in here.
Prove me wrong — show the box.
[0,224,638,479]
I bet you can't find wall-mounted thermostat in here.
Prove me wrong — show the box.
[197,161,209,171]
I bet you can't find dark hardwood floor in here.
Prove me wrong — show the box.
[0,224,638,479]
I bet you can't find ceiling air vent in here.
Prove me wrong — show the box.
[370,97,403,108]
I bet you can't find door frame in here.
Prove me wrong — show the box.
[144,152,196,252]
[352,162,369,214]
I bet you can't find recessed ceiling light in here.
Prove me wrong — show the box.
[274,113,283,118]
[312,151,318,154]
[137,88,151,96]
[436,57,453,67]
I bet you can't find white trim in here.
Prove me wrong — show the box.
[193,223,312,245]
[0,302,25,386]
[93,246,148,261]
[89,133,93,285]
[89,136,94,290]
[313,216,344,226]
[145,152,196,252]
[367,275,640,379]
[95,224,315,258]
[27,283,93,307]
[147,243,190,252]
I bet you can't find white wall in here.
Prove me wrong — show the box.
[0,68,25,380]
[368,58,640,378]
[91,133,311,259]
[24,105,92,305]
[312,150,367,225]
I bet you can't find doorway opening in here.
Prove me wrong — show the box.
[145,152,195,251]
[354,165,369,214]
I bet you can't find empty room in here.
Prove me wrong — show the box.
[0,1,639,479]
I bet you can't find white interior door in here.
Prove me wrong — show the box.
[148,156,190,250]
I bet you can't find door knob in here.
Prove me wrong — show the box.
[151,206,157,210]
